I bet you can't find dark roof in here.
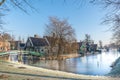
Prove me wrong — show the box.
[9,41,21,44]
[77,42,83,47]
[30,37,48,47]
[19,43,25,48]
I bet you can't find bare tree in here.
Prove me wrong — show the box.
[103,14,120,42]
[0,0,91,13]
[2,32,12,41]
[93,0,120,13]
[90,0,120,44]
[45,17,76,59]
[0,0,38,14]
[0,32,12,51]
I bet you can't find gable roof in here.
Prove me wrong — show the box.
[29,37,48,47]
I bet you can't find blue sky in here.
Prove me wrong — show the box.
[3,0,112,45]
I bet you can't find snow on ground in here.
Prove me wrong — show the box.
[107,57,120,77]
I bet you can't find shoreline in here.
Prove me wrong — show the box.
[0,60,119,80]
[0,51,120,79]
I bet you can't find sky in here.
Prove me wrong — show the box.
[3,0,112,45]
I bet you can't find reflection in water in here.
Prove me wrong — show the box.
[1,50,120,76]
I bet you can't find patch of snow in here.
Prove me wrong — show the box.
[107,57,120,77]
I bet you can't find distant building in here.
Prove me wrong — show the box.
[89,44,97,52]
[9,41,21,50]
[18,43,26,50]
[25,35,49,54]
[43,36,58,55]
[78,41,98,54]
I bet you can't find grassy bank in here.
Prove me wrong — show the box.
[0,61,119,80]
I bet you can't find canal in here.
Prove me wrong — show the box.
[3,50,120,76]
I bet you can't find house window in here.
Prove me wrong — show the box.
[41,49,44,52]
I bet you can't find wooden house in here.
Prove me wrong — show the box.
[25,36,49,54]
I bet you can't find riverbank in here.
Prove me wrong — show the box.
[0,61,119,80]
[107,57,120,77]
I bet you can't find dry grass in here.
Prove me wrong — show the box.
[18,67,26,69]
[0,74,10,79]
[0,61,119,80]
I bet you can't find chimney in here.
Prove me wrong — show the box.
[34,34,40,38]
